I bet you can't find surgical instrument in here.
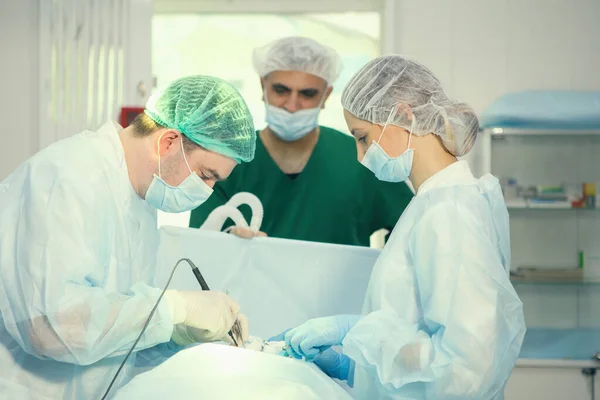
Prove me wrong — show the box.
[187,259,243,348]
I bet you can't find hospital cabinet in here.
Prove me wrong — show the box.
[475,126,600,399]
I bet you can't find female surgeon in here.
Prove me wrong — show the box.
[274,55,526,399]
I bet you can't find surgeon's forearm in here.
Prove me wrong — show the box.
[27,315,72,360]
[343,309,524,399]
[21,286,174,365]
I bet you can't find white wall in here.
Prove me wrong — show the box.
[383,0,600,333]
[154,0,380,13]
[0,0,152,181]
[384,0,600,114]
[0,0,39,180]
[3,0,599,180]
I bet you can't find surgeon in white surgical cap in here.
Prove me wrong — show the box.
[0,75,254,399]
[272,55,526,399]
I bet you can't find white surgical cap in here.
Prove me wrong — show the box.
[252,37,341,85]
[341,55,479,156]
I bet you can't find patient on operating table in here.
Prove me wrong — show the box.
[242,337,286,355]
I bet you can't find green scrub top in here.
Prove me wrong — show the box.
[189,126,414,247]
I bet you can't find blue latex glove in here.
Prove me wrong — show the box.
[284,315,361,360]
[271,327,355,387]
[267,329,291,342]
[313,348,355,387]
[268,329,295,357]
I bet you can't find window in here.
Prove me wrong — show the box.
[152,12,380,135]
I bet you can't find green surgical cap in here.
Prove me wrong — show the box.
[144,75,256,163]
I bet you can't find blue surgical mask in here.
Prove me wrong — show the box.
[361,111,415,183]
[264,92,325,142]
[145,135,214,213]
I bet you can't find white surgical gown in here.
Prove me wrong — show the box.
[0,123,176,399]
[342,161,525,399]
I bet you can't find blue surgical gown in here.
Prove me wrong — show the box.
[342,161,526,399]
[0,123,176,399]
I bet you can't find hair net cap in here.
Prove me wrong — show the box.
[252,37,341,85]
[144,75,256,163]
[341,55,479,156]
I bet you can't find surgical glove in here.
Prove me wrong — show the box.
[229,226,268,239]
[284,315,361,360]
[267,328,291,342]
[313,348,354,386]
[164,290,249,346]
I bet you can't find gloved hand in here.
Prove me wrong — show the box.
[267,329,291,342]
[229,226,268,239]
[313,348,354,385]
[164,290,249,346]
[284,315,361,360]
[270,330,354,386]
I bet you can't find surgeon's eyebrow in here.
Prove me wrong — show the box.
[298,88,320,98]
[271,83,291,93]
[206,169,224,181]
[271,83,320,98]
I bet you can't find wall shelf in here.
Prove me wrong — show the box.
[489,127,600,136]
[511,278,600,287]
[507,206,600,211]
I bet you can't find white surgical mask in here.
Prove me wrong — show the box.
[264,91,325,142]
[145,135,214,213]
[361,109,415,183]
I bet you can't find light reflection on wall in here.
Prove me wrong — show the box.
[152,13,381,135]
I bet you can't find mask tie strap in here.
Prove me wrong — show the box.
[407,117,415,150]
[180,135,193,174]
[316,86,328,110]
[157,133,164,178]
[376,107,396,144]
